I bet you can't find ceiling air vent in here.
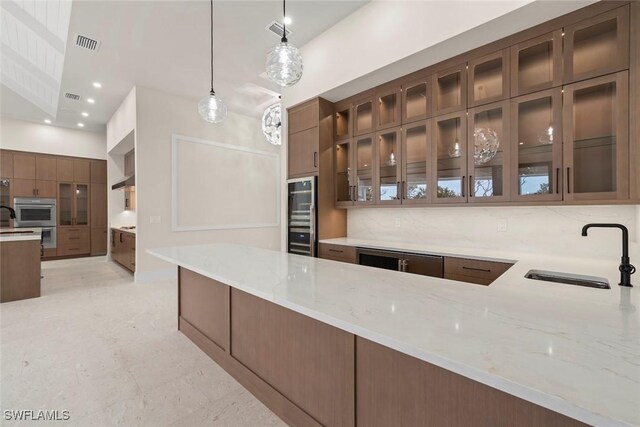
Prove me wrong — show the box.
[265,21,291,39]
[65,93,81,101]
[74,34,101,52]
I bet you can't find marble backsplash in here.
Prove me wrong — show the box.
[347,205,640,260]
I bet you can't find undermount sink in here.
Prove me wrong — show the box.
[525,270,610,289]
[0,230,35,235]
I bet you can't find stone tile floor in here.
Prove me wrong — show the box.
[1,257,285,427]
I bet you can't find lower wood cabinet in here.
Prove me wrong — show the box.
[319,243,357,263]
[111,229,135,272]
[57,227,90,257]
[91,228,107,255]
[444,256,513,285]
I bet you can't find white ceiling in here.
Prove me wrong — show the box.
[0,0,367,133]
[1,0,72,118]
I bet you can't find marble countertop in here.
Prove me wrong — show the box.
[148,243,639,427]
[0,228,42,242]
[111,227,136,235]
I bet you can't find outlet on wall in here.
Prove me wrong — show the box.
[497,219,508,232]
[150,216,161,224]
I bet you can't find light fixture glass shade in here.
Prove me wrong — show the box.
[473,127,500,165]
[198,92,227,123]
[266,42,303,87]
[262,103,282,146]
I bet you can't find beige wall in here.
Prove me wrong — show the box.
[134,86,281,282]
[0,117,106,159]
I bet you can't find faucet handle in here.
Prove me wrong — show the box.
[620,264,636,275]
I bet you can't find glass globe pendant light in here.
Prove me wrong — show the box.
[262,99,282,146]
[198,0,227,123]
[265,0,303,87]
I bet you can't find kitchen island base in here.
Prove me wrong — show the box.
[177,267,585,427]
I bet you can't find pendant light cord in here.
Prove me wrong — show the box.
[209,0,214,95]
[281,0,287,43]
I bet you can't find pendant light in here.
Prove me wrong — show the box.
[262,96,282,146]
[265,0,303,87]
[198,0,227,123]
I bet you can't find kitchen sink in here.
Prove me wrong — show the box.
[525,270,610,289]
[0,230,35,235]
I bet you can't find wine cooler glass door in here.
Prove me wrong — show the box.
[287,177,316,257]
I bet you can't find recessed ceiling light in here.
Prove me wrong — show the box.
[77,122,85,128]
[44,119,51,124]
[92,82,102,88]
[87,98,95,104]
[283,16,292,25]
[81,112,89,117]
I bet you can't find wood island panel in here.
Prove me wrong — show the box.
[0,239,41,302]
[356,337,587,427]
[231,288,355,427]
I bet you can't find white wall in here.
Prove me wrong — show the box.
[106,87,136,153]
[348,206,640,260]
[134,86,281,282]
[0,117,106,159]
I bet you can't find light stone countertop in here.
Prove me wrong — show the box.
[0,228,42,243]
[149,243,640,427]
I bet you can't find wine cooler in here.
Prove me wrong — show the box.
[287,176,316,257]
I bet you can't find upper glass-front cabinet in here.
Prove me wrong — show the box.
[563,6,629,84]
[375,127,402,204]
[376,86,401,130]
[510,88,563,202]
[354,134,374,205]
[335,139,353,207]
[354,96,374,136]
[563,71,629,201]
[334,100,352,141]
[433,63,467,116]
[58,182,90,226]
[511,31,563,96]
[402,76,430,124]
[401,120,430,204]
[467,101,510,203]
[468,49,510,107]
[433,111,467,203]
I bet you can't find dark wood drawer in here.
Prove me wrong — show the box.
[319,243,356,264]
[57,242,90,257]
[444,257,513,285]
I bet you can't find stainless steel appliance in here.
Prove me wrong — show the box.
[357,248,444,278]
[13,197,56,227]
[287,177,316,257]
[38,226,57,249]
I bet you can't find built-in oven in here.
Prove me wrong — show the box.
[39,226,57,249]
[13,197,56,227]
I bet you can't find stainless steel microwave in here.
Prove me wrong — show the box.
[13,197,56,227]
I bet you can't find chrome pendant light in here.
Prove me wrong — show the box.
[198,0,227,123]
[265,0,303,87]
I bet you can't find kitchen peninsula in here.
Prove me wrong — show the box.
[0,228,41,302]
[150,243,639,427]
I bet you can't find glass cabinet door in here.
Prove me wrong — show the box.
[511,30,562,96]
[354,97,374,136]
[511,88,562,201]
[432,63,467,116]
[376,87,401,130]
[335,139,353,207]
[402,77,430,124]
[563,6,629,84]
[354,134,374,205]
[468,49,509,107]
[58,183,73,226]
[563,71,628,201]
[468,101,510,202]
[75,184,89,226]
[401,120,430,204]
[433,112,467,203]
[375,128,401,204]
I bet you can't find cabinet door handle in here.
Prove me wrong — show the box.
[566,167,571,194]
[402,181,406,200]
[313,152,318,168]
[396,181,401,200]
[328,249,344,253]
[461,176,466,197]
[556,168,560,194]
[468,175,473,197]
[397,259,403,271]
[462,266,491,273]
[120,233,123,243]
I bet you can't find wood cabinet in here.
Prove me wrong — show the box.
[334,99,352,141]
[374,127,402,205]
[0,152,13,178]
[510,88,563,202]
[288,101,319,134]
[353,94,375,136]
[401,74,431,124]
[433,111,467,204]
[288,127,318,178]
[401,120,431,204]
[468,49,510,107]
[432,63,467,116]
[12,178,56,198]
[73,159,90,183]
[57,227,90,256]
[56,158,74,181]
[58,183,90,227]
[333,133,375,207]
[562,71,629,201]
[318,243,357,264]
[12,154,36,179]
[91,182,108,255]
[375,85,401,130]
[563,6,629,84]
[467,100,511,203]
[124,149,135,177]
[111,229,135,272]
[91,228,107,256]
[444,256,513,285]
[35,156,56,181]
[90,160,107,184]
[511,30,563,96]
